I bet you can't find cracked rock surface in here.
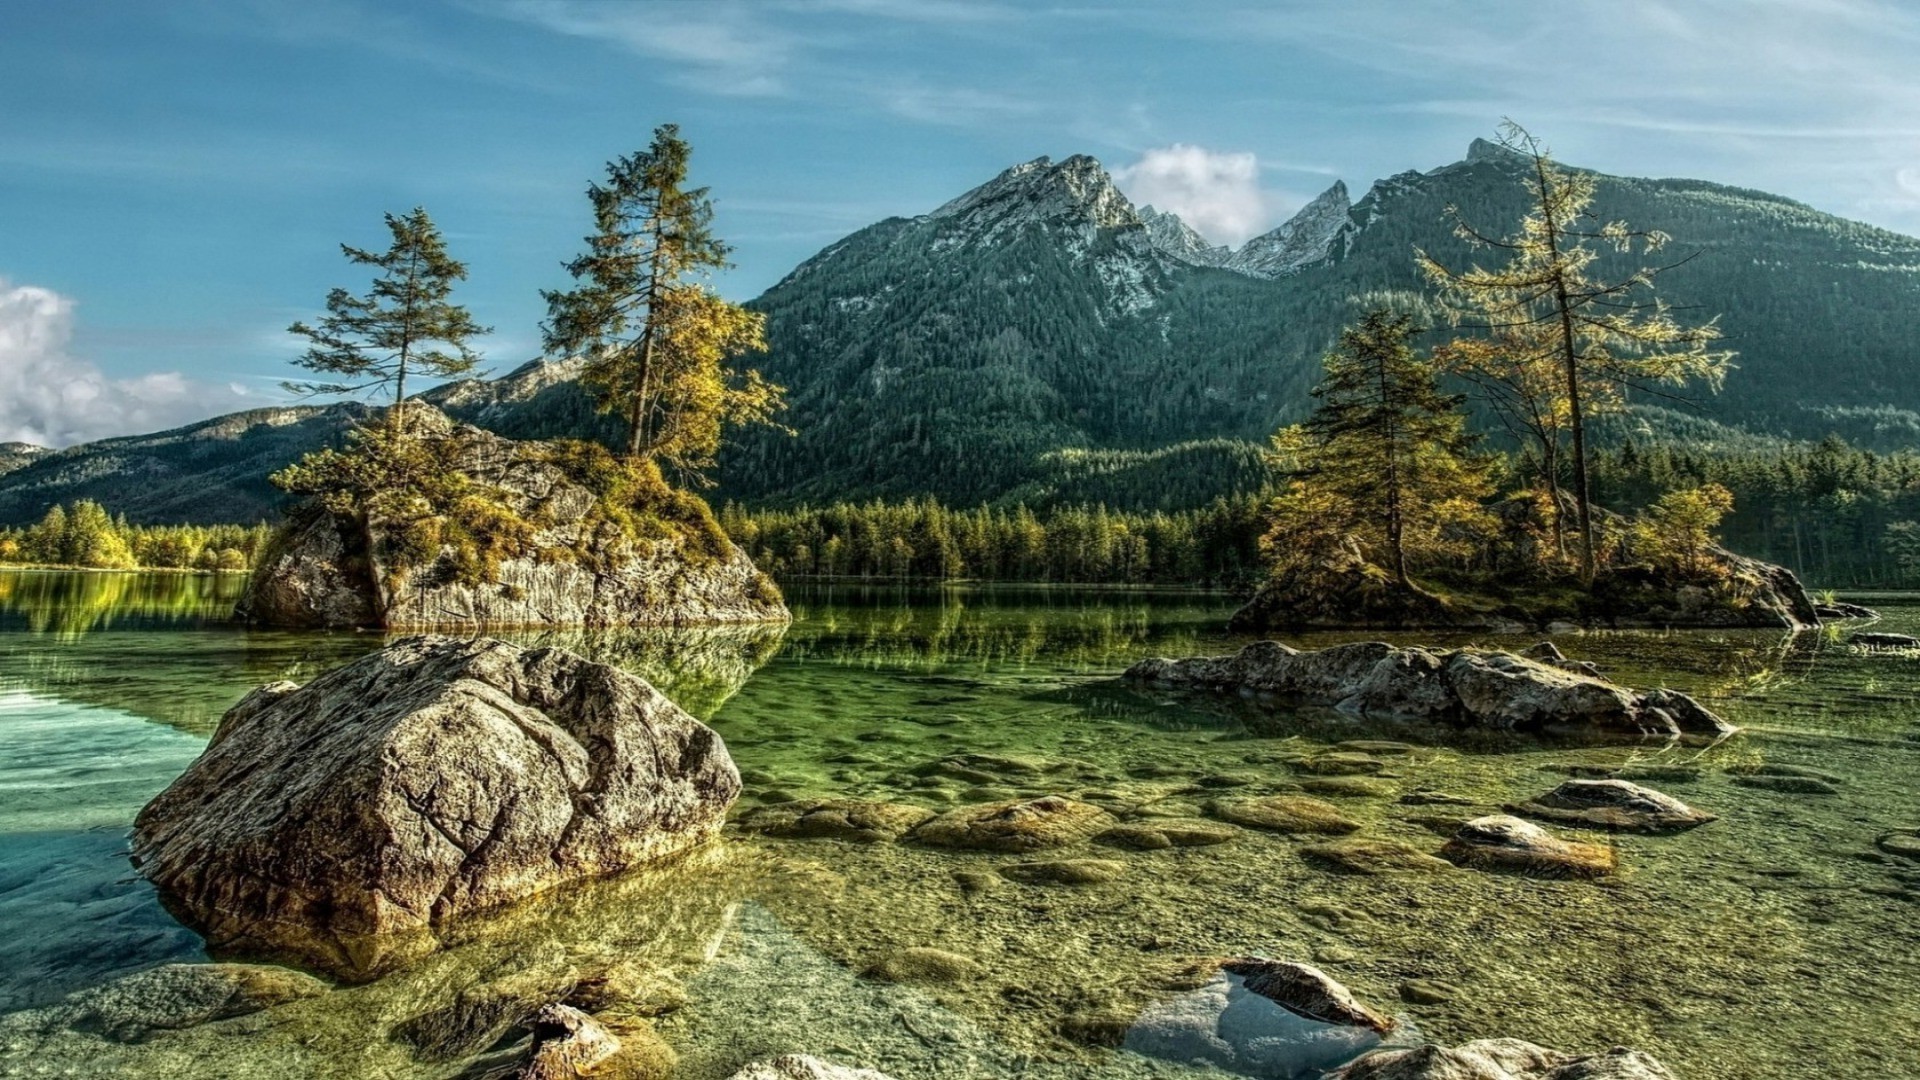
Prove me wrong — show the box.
[130,636,740,979]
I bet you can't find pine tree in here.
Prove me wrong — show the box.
[286,207,489,433]
[1264,310,1493,588]
[1419,122,1733,582]
[543,125,785,478]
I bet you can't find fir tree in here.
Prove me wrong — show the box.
[1264,310,1493,588]
[543,125,785,477]
[286,207,489,433]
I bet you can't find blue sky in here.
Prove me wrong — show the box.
[4,0,1918,446]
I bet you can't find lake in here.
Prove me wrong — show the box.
[1,570,1916,1078]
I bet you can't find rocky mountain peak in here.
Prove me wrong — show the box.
[1137,205,1231,267]
[1224,180,1353,279]
[1465,137,1527,166]
[927,154,1140,242]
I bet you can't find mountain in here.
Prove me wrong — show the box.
[714,144,1920,507]
[0,443,47,478]
[4,142,1919,524]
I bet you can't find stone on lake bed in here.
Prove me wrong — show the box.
[727,1056,899,1080]
[1731,773,1841,795]
[1400,789,1476,806]
[1849,631,1920,649]
[1097,819,1238,850]
[998,859,1127,885]
[129,636,741,979]
[1507,779,1716,834]
[1218,959,1394,1034]
[1877,830,1920,861]
[47,963,329,1043]
[1441,815,1618,879]
[1302,777,1395,799]
[1294,752,1390,776]
[909,796,1116,852]
[735,799,936,843]
[1301,838,1457,876]
[861,947,984,984]
[1330,1039,1679,1079]
[1210,795,1362,835]
[520,1004,622,1080]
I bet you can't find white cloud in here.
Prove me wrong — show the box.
[1113,144,1278,246]
[0,280,251,448]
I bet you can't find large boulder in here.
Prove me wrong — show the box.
[131,636,741,978]
[1127,641,1732,739]
[237,409,789,630]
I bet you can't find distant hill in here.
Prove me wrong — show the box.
[3,140,1917,524]
[0,443,48,479]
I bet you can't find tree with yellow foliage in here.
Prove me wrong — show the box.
[542,125,786,483]
[1420,121,1733,583]
[1262,310,1494,590]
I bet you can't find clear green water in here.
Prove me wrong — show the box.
[1,570,1917,1078]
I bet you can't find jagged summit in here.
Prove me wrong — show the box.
[1137,205,1231,267]
[1225,181,1353,278]
[927,154,1139,239]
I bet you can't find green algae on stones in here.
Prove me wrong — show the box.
[736,799,936,843]
[1441,815,1619,879]
[1301,838,1458,875]
[1210,795,1362,835]
[908,796,1116,853]
[1507,779,1717,834]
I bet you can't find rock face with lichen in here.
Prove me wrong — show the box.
[237,407,787,630]
[1127,640,1733,739]
[131,636,741,978]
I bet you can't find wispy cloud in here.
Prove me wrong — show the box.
[492,0,805,96]
[1114,144,1284,246]
[0,280,256,447]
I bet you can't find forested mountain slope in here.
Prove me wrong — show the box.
[2,141,1916,524]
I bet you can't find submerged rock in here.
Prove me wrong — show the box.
[998,858,1127,886]
[1128,641,1732,739]
[1331,1039,1678,1079]
[727,1057,899,1080]
[1441,815,1618,879]
[1849,631,1919,649]
[735,799,935,843]
[1126,962,1390,1077]
[1210,795,1362,835]
[1301,838,1457,876]
[1096,819,1238,849]
[47,963,328,1043]
[1815,601,1878,620]
[909,796,1116,852]
[861,947,983,985]
[1875,829,1920,861]
[1507,779,1716,834]
[1219,959,1394,1034]
[238,409,788,630]
[131,636,741,978]
[519,1004,621,1080]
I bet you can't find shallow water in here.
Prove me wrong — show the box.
[1,570,1917,1078]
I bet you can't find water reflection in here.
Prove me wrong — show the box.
[0,570,248,636]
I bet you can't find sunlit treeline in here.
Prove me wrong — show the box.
[719,498,1267,586]
[0,501,273,571]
